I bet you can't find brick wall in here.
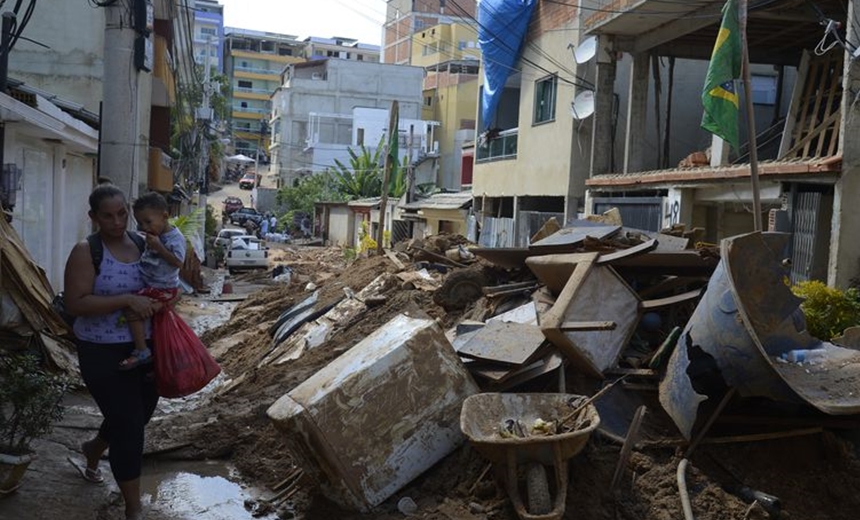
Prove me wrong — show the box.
[413,0,476,17]
[528,1,577,42]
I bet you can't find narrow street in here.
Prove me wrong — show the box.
[4,1,860,520]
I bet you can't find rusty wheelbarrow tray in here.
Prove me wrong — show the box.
[460,393,600,520]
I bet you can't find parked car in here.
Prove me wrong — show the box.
[213,228,246,249]
[225,235,268,274]
[222,196,243,216]
[229,207,263,226]
[239,173,257,190]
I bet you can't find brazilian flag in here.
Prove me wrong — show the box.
[701,0,742,151]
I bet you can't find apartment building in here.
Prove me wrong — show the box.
[224,28,305,161]
[303,36,380,63]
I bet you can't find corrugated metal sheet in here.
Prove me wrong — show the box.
[479,217,516,248]
[401,191,473,211]
[592,197,662,232]
[517,211,565,247]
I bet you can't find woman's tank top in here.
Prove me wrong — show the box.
[73,240,150,344]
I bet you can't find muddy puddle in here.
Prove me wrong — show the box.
[140,459,278,519]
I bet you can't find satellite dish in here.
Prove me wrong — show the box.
[571,90,595,120]
[574,36,597,64]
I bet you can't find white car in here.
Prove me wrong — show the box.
[225,235,269,274]
[213,228,246,249]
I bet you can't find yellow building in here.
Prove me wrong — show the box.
[225,29,304,161]
[410,23,481,69]
[411,23,480,190]
[471,3,582,247]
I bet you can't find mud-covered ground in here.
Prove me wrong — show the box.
[142,245,860,520]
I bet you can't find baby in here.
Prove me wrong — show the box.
[120,192,186,370]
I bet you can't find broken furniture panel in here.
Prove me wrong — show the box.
[267,314,479,512]
[458,321,547,366]
[528,222,621,254]
[527,254,641,377]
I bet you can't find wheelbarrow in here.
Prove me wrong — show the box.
[460,393,600,520]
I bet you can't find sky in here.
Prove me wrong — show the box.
[218,0,387,46]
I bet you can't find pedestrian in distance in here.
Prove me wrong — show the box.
[260,214,269,237]
[63,184,166,520]
[269,214,277,234]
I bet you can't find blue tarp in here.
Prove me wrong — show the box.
[478,0,537,130]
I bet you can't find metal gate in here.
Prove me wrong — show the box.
[479,217,516,248]
[592,197,663,231]
[790,191,821,283]
[517,211,565,247]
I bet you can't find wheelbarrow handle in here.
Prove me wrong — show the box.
[504,442,569,520]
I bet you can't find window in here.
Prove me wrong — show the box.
[278,47,293,56]
[357,128,365,146]
[238,80,253,89]
[458,40,467,50]
[200,27,217,36]
[357,54,364,61]
[240,101,248,108]
[425,96,433,106]
[534,75,557,124]
[327,50,337,57]
[751,74,778,105]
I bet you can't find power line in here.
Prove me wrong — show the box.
[446,0,590,89]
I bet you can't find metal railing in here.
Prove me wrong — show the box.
[476,129,518,163]
[232,106,269,115]
[234,86,272,95]
[234,65,281,75]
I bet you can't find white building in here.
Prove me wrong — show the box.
[7,3,105,113]
[1,87,99,290]
[270,59,436,186]
[193,0,225,74]
[303,36,380,63]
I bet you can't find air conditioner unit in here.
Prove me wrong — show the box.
[311,72,323,80]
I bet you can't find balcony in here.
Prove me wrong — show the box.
[234,86,272,95]
[476,129,518,163]
[152,35,175,107]
[234,65,280,74]
[232,106,269,119]
[148,147,173,192]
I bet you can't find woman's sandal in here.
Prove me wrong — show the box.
[67,456,105,484]
[118,348,152,371]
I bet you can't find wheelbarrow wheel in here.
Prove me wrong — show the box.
[525,463,551,515]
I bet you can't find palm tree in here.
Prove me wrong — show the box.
[330,143,383,198]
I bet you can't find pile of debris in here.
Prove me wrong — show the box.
[147,223,860,520]
[0,216,77,376]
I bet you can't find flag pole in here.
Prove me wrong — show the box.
[377,100,398,254]
[739,0,763,231]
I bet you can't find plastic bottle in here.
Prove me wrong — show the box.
[781,349,827,364]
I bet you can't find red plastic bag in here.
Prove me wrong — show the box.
[144,290,221,398]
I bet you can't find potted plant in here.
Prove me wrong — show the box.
[0,352,70,496]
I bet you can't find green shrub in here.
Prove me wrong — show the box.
[791,281,860,340]
[0,353,71,455]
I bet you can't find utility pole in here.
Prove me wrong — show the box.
[377,100,398,254]
[198,36,214,195]
[406,124,415,203]
[0,11,15,205]
[102,0,152,198]
[738,0,763,231]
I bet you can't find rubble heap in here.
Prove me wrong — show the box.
[146,224,860,520]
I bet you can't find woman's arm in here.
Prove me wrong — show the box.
[63,242,158,318]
